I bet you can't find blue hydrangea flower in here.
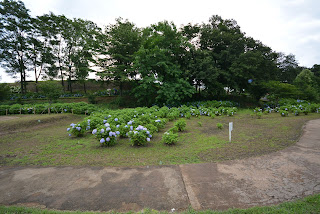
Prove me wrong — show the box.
[149,134,152,138]
[114,118,118,122]
[127,121,132,125]
[69,134,71,137]
[100,129,105,133]
[106,127,111,131]
[104,123,110,127]
[100,138,105,143]
[103,120,107,123]
[146,131,150,135]
[67,128,70,131]
[92,129,97,135]
[125,125,128,128]
[130,126,133,131]
[116,131,120,135]
[109,131,113,137]
[116,125,120,128]
[106,137,110,142]
[146,138,150,142]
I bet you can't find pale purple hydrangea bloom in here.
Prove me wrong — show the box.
[92,129,97,135]
[100,138,105,143]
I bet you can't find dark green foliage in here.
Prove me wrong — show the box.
[38,81,63,103]
[0,83,11,101]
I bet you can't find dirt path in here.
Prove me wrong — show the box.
[0,119,319,212]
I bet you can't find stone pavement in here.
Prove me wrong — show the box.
[0,119,320,212]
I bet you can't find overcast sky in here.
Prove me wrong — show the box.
[1,0,319,83]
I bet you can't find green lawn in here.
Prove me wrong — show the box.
[1,110,320,167]
[0,193,319,213]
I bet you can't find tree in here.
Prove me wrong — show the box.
[264,81,299,102]
[38,81,62,103]
[98,18,141,95]
[0,0,32,94]
[294,69,318,101]
[276,53,301,83]
[133,21,195,106]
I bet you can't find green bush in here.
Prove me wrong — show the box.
[162,131,178,145]
[216,123,224,129]
[198,122,202,127]
[174,119,186,131]
[128,125,150,146]
[280,110,289,117]
[67,122,86,137]
[92,124,119,146]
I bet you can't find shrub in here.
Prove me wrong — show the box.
[128,125,152,146]
[92,124,119,146]
[280,110,289,117]
[198,122,202,127]
[256,112,262,119]
[162,131,178,145]
[67,123,86,137]
[174,119,186,132]
[216,123,224,129]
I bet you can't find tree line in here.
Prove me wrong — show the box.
[1,0,319,105]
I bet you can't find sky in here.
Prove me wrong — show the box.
[1,0,319,83]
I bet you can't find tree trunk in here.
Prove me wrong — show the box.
[83,81,86,94]
[119,81,123,96]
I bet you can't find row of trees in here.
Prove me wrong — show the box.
[1,0,319,105]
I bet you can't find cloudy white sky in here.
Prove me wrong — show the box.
[1,0,319,83]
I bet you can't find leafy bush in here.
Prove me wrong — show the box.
[256,112,262,119]
[280,110,289,117]
[128,125,152,146]
[91,124,119,146]
[216,123,224,129]
[174,119,186,131]
[162,131,178,145]
[67,123,86,137]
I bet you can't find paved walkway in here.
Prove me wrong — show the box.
[1,119,320,212]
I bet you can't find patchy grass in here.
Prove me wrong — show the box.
[0,111,320,167]
[0,193,319,213]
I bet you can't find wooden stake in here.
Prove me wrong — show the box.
[6,109,8,115]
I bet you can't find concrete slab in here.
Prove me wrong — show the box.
[0,165,190,212]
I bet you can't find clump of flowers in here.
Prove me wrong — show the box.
[127,125,152,146]
[92,124,120,146]
[67,123,86,137]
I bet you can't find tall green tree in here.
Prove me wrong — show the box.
[294,69,319,101]
[0,0,32,94]
[98,18,141,95]
[276,53,300,83]
[133,21,195,106]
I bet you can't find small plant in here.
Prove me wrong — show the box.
[174,119,186,132]
[168,126,179,133]
[280,110,289,117]
[216,123,224,129]
[67,123,86,137]
[256,112,262,119]
[198,122,202,127]
[162,131,178,145]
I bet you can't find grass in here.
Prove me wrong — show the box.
[1,110,320,167]
[0,193,319,213]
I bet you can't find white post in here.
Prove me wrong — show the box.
[229,122,233,142]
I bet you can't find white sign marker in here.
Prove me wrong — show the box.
[229,122,233,142]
